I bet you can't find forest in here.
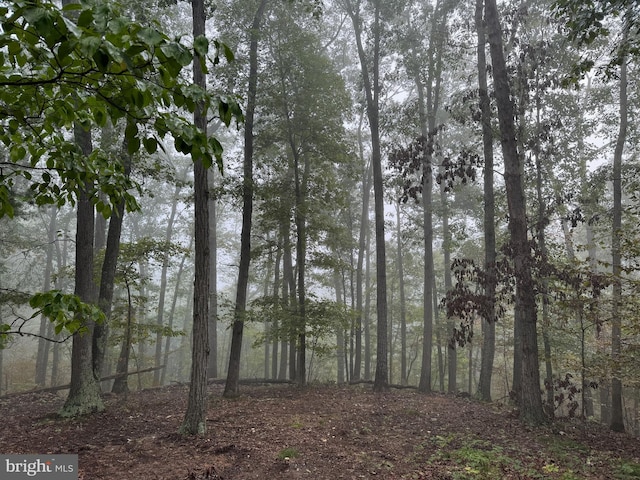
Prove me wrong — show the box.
[1,0,639,456]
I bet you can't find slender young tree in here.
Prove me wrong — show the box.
[93,131,132,382]
[610,12,629,434]
[225,0,269,397]
[35,207,58,386]
[344,0,388,392]
[154,181,182,385]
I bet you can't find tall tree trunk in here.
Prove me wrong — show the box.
[271,237,282,379]
[60,126,104,417]
[354,111,371,382]
[155,183,182,385]
[35,206,57,386]
[56,0,103,418]
[335,269,346,384]
[93,133,132,384]
[364,219,372,381]
[224,0,268,397]
[208,168,219,379]
[485,0,546,424]
[395,202,408,386]
[476,0,497,403]
[610,17,628,433]
[180,0,210,434]
[433,284,445,391]
[111,279,135,394]
[346,0,388,391]
[279,223,295,381]
[161,235,193,385]
[533,84,554,415]
[440,166,454,394]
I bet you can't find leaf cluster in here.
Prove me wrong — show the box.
[0,0,242,218]
[29,289,105,335]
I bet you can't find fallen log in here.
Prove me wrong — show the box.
[0,365,165,399]
[207,378,295,385]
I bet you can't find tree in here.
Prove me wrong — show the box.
[553,0,640,434]
[225,0,269,397]
[180,0,211,435]
[484,0,546,425]
[343,0,389,392]
[475,0,497,403]
[0,0,240,416]
[609,14,629,434]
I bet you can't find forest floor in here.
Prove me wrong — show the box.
[1,383,639,479]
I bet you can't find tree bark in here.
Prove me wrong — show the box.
[35,206,57,386]
[180,0,210,434]
[154,182,181,385]
[484,0,546,424]
[225,0,268,397]
[93,132,132,384]
[60,126,104,417]
[354,124,371,381]
[208,166,219,379]
[161,235,193,385]
[395,202,408,386]
[610,15,628,433]
[476,0,497,403]
[345,0,388,391]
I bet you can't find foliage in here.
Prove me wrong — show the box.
[552,0,640,79]
[248,294,353,357]
[0,0,242,219]
[29,290,105,335]
[545,373,583,418]
[0,289,105,347]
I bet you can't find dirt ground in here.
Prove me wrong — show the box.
[1,383,639,479]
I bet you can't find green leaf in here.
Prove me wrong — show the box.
[127,135,140,155]
[143,137,158,154]
[93,108,106,127]
[138,27,164,46]
[77,8,94,29]
[57,39,77,60]
[93,48,110,71]
[221,42,234,62]
[194,35,209,57]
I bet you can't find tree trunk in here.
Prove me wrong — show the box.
[161,235,192,385]
[224,0,268,397]
[440,166,454,394]
[208,166,219,379]
[433,285,445,392]
[270,235,282,379]
[476,0,497,403]
[111,280,135,394]
[533,80,554,415]
[335,269,346,384]
[346,0,388,391]
[610,18,628,433]
[364,220,372,381]
[485,0,546,424]
[179,0,209,435]
[395,202,408,386]
[154,182,181,385]
[60,126,104,417]
[93,133,132,384]
[354,112,371,382]
[35,206,57,386]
